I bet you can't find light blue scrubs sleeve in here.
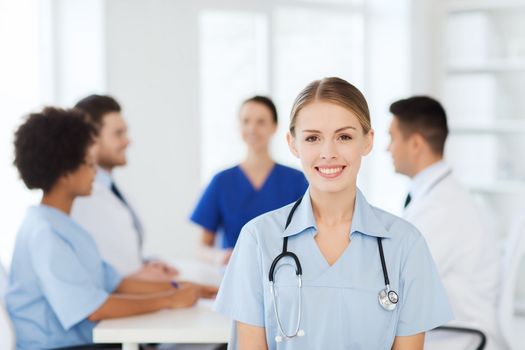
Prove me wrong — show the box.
[102,261,123,292]
[29,229,110,330]
[396,235,454,336]
[214,225,265,327]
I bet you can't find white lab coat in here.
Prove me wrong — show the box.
[404,162,504,350]
[72,174,142,276]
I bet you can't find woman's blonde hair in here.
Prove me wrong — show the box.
[289,77,371,136]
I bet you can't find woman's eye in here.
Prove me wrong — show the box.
[305,135,319,142]
[339,134,352,141]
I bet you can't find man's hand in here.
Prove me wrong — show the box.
[178,281,218,299]
[132,260,180,281]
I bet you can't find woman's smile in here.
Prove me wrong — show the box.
[315,165,346,179]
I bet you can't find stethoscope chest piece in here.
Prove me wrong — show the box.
[378,287,398,311]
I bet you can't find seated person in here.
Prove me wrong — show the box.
[387,96,503,349]
[6,107,216,350]
[190,96,308,264]
[72,94,177,281]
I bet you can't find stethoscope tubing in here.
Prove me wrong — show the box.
[269,194,398,342]
[270,274,303,340]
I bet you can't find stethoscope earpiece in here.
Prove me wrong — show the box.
[275,335,283,343]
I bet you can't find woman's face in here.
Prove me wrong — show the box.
[62,144,98,197]
[239,101,277,152]
[287,101,373,194]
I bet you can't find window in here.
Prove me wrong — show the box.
[0,0,44,267]
[199,11,269,182]
[0,0,105,267]
[199,1,365,184]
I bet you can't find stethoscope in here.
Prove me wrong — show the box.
[268,196,398,343]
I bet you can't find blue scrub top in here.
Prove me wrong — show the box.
[190,163,308,249]
[6,205,122,350]
[214,188,453,350]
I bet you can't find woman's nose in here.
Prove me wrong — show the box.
[320,140,337,159]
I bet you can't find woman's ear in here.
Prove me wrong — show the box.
[286,132,300,158]
[362,129,374,156]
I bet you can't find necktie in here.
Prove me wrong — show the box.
[110,182,126,205]
[110,181,144,248]
[404,193,412,208]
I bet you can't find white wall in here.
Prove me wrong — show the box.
[359,0,411,215]
[0,0,109,267]
[0,0,43,268]
[53,0,106,105]
[408,0,440,95]
[105,0,202,259]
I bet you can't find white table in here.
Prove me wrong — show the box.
[93,259,231,350]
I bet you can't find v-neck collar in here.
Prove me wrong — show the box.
[237,163,277,192]
[310,233,353,269]
[282,188,391,239]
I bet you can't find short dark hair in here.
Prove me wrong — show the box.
[243,95,278,124]
[75,94,121,130]
[13,107,97,193]
[389,96,448,155]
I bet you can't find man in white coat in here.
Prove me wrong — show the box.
[72,95,177,281]
[387,96,503,350]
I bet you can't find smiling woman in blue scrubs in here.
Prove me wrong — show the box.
[191,96,308,263]
[214,78,453,349]
[6,107,216,350]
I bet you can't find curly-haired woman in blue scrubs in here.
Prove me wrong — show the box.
[6,107,216,350]
[191,96,308,264]
[214,78,453,349]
